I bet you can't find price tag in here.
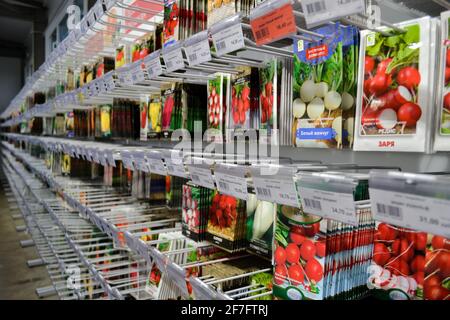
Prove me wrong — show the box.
[132,151,150,173]
[105,0,116,10]
[166,262,189,298]
[104,73,116,92]
[249,0,296,46]
[214,163,248,200]
[80,17,89,34]
[149,247,168,273]
[162,44,185,72]
[370,189,450,238]
[146,151,167,176]
[187,164,215,189]
[104,150,116,167]
[210,15,245,56]
[296,173,358,225]
[96,79,106,94]
[251,165,299,207]
[118,68,133,86]
[165,157,188,178]
[87,11,96,27]
[184,30,211,66]
[369,172,450,238]
[99,153,107,166]
[120,151,134,170]
[143,50,163,78]
[131,63,145,83]
[297,186,357,225]
[94,2,104,20]
[91,149,100,164]
[301,0,365,28]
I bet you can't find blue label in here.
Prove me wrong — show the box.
[293,22,342,65]
[296,128,336,140]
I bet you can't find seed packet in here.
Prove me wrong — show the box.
[206,73,230,140]
[229,67,252,133]
[246,194,275,258]
[115,45,128,69]
[424,234,450,300]
[292,23,344,149]
[61,154,71,176]
[273,205,326,300]
[131,43,141,62]
[260,58,279,139]
[182,83,207,134]
[207,0,236,28]
[95,57,114,79]
[161,83,181,134]
[182,183,213,241]
[148,94,162,135]
[207,74,224,131]
[163,0,180,47]
[100,105,112,138]
[342,26,360,149]
[354,17,435,152]
[369,223,427,300]
[65,112,74,138]
[435,12,450,151]
[140,96,149,141]
[206,192,247,252]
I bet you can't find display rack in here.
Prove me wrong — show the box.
[1,0,449,301]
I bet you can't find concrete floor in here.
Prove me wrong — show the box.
[0,166,55,300]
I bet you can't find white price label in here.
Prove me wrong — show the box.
[99,154,107,166]
[214,165,248,200]
[162,47,185,72]
[94,2,104,20]
[166,263,189,298]
[165,158,188,178]
[105,150,116,167]
[251,167,299,207]
[211,23,245,56]
[144,52,163,78]
[96,79,105,94]
[301,0,365,27]
[131,64,145,83]
[370,188,450,238]
[187,165,215,189]
[92,149,100,163]
[121,153,134,170]
[147,161,165,176]
[132,152,149,173]
[298,187,358,226]
[184,39,211,66]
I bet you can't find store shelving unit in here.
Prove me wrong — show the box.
[1,0,449,301]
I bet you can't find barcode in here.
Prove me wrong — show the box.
[256,187,272,197]
[304,198,322,210]
[216,41,227,51]
[191,174,200,181]
[218,181,229,191]
[189,53,197,62]
[166,60,173,69]
[306,1,327,14]
[376,203,402,220]
[255,27,269,40]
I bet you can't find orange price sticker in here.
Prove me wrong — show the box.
[306,44,329,60]
[250,3,296,46]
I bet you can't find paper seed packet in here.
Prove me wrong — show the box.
[292,23,344,149]
[354,17,437,152]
